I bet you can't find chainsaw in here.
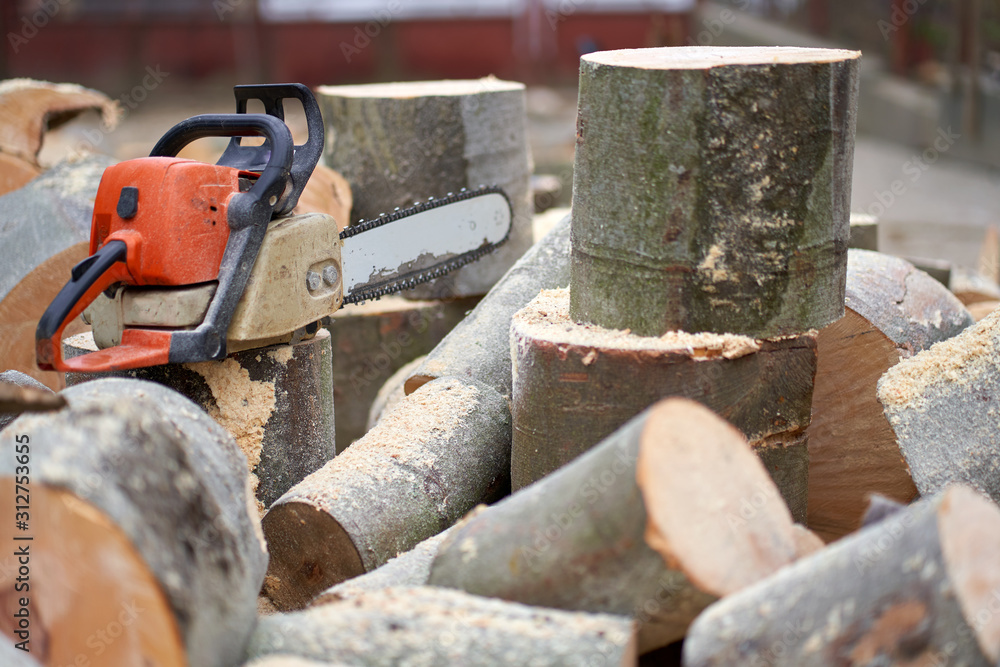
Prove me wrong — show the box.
[35,83,511,373]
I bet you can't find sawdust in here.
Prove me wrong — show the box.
[268,345,294,365]
[514,288,761,359]
[332,379,479,480]
[878,308,1000,411]
[187,357,276,515]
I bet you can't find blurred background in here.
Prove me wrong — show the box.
[2,0,999,265]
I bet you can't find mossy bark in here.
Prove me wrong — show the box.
[570,47,861,337]
[317,79,534,298]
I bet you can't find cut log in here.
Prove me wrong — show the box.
[404,213,571,397]
[970,300,1000,322]
[317,78,534,298]
[245,658,347,667]
[570,46,860,338]
[326,295,478,450]
[429,397,801,652]
[0,370,64,431]
[262,376,511,610]
[247,586,637,667]
[860,493,907,528]
[0,78,118,165]
[905,256,952,287]
[63,330,336,512]
[878,306,1000,502]
[510,287,815,520]
[682,485,1000,666]
[0,378,267,667]
[807,250,972,541]
[0,156,114,389]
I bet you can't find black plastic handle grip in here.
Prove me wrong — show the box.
[221,83,325,216]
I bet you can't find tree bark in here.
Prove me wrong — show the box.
[64,330,336,512]
[262,376,511,611]
[429,398,801,653]
[404,213,571,398]
[807,250,972,541]
[247,587,637,667]
[0,378,267,667]
[878,306,1000,503]
[570,47,861,338]
[317,79,534,298]
[326,295,478,450]
[510,287,815,520]
[683,485,1000,666]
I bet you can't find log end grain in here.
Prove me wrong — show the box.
[261,500,366,610]
[638,398,798,597]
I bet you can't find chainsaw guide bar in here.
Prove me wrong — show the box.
[339,185,512,305]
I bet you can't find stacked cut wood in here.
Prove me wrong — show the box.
[9,50,1000,667]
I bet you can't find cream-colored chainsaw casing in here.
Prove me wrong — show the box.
[85,212,343,353]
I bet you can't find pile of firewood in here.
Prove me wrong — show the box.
[5,46,1000,666]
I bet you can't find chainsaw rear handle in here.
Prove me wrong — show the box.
[35,240,172,372]
[150,113,293,223]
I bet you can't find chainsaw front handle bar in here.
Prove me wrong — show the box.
[150,113,293,226]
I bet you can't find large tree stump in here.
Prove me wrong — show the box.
[64,330,336,512]
[429,398,802,653]
[326,295,478,450]
[570,47,861,338]
[807,250,972,541]
[0,379,267,667]
[262,376,510,610]
[878,307,1000,502]
[510,287,815,520]
[404,213,571,397]
[317,78,534,298]
[247,587,637,667]
[0,156,114,389]
[683,485,1000,666]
